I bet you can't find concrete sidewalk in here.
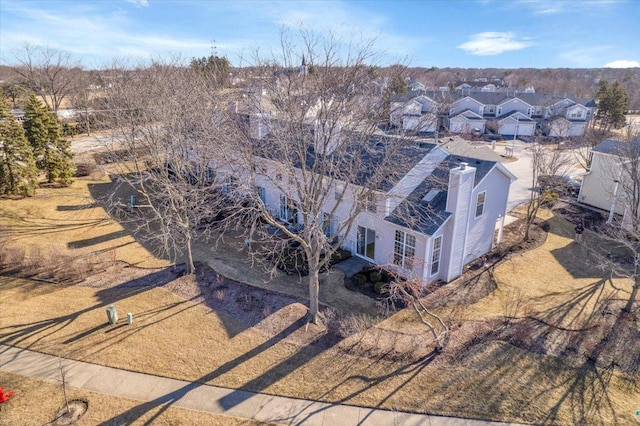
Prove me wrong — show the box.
[0,344,518,425]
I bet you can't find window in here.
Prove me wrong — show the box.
[431,236,442,275]
[257,186,266,204]
[475,191,486,218]
[357,226,376,260]
[279,195,293,221]
[322,213,337,238]
[570,110,582,118]
[393,230,416,270]
[222,176,235,194]
[205,167,215,183]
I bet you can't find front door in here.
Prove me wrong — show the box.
[357,226,376,260]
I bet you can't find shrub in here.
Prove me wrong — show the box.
[75,162,98,177]
[330,248,352,263]
[354,274,367,286]
[62,123,79,136]
[369,271,382,283]
[373,281,387,294]
[380,269,394,283]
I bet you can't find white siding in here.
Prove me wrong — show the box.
[498,98,533,117]
[463,167,512,264]
[450,97,484,116]
[579,153,621,213]
[403,115,437,132]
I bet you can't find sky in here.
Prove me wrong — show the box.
[1,0,638,69]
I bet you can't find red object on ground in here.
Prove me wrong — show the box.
[0,386,14,403]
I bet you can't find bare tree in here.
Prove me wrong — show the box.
[225,32,436,324]
[10,43,83,112]
[385,274,449,351]
[589,131,640,313]
[97,59,233,274]
[569,128,612,170]
[523,143,573,241]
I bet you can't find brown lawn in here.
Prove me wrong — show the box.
[0,177,169,269]
[1,176,639,425]
[0,371,270,426]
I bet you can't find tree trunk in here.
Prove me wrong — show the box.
[185,233,196,275]
[307,255,320,324]
[623,279,639,313]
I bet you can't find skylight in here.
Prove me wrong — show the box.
[423,189,440,202]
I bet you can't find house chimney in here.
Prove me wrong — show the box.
[444,163,476,282]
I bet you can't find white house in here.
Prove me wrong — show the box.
[392,88,595,138]
[449,110,486,134]
[235,127,516,283]
[496,112,536,137]
[579,138,640,221]
[547,117,587,137]
[394,95,439,133]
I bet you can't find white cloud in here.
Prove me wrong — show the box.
[125,0,149,7]
[458,32,532,56]
[517,0,623,14]
[604,59,640,68]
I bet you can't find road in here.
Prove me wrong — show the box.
[70,132,115,154]
[500,140,586,212]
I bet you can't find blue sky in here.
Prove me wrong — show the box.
[1,0,638,69]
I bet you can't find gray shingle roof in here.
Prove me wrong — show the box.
[384,155,498,235]
[592,138,640,156]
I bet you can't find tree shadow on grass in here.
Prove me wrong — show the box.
[86,177,176,266]
[57,203,99,211]
[96,314,320,425]
[0,266,185,354]
[67,230,130,249]
[527,275,619,331]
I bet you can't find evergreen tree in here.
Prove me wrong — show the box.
[0,91,38,196]
[595,79,629,130]
[23,94,75,185]
[190,54,230,87]
[609,81,629,129]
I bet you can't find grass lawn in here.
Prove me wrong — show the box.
[0,176,170,270]
[1,177,639,425]
[0,371,269,426]
[461,213,635,325]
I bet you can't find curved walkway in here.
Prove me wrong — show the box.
[0,344,520,426]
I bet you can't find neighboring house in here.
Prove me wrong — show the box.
[390,93,439,133]
[496,112,536,137]
[10,109,25,122]
[579,138,640,220]
[408,80,426,92]
[223,119,516,283]
[391,87,595,138]
[448,110,486,134]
